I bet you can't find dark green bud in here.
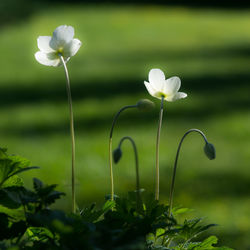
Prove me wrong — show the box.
[113,148,122,163]
[136,99,155,111]
[204,142,216,160]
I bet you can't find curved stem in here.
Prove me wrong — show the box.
[155,96,164,200]
[168,128,208,216]
[118,136,141,210]
[109,105,137,201]
[59,55,76,213]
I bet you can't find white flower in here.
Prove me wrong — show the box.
[144,69,187,102]
[35,25,82,67]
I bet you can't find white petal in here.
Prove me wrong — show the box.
[165,92,187,102]
[35,51,60,67]
[176,92,187,99]
[164,76,181,96]
[144,81,157,98]
[148,69,165,91]
[63,38,82,57]
[37,36,54,52]
[50,25,74,49]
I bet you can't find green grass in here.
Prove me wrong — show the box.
[0,4,250,248]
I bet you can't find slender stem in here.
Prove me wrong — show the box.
[155,96,164,200]
[168,129,208,216]
[109,105,137,201]
[118,136,141,211]
[59,55,76,213]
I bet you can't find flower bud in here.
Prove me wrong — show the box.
[136,99,155,111]
[204,142,216,160]
[113,148,122,163]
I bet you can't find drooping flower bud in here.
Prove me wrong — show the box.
[113,148,122,163]
[204,142,216,160]
[136,99,155,111]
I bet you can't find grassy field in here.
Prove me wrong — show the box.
[0,4,250,248]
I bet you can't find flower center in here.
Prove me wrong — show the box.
[155,92,167,98]
[56,47,64,58]
[58,47,64,53]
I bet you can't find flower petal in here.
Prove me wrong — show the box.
[148,69,165,91]
[164,76,181,96]
[63,38,82,57]
[165,92,187,102]
[50,25,74,49]
[176,92,187,100]
[144,81,157,98]
[37,36,54,52]
[35,51,60,67]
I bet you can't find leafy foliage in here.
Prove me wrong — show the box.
[0,147,38,188]
[0,148,233,249]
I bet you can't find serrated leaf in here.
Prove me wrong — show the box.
[0,188,22,209]
[0,205,25,221]
[200,235,218,247]
[2,175,24,188]
[44,190,65,206]
[26,226,54,241]
[8,166,39,180]
[0,148,40,188]
[33,178,43,192]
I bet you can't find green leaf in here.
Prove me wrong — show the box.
[32,179,65,207]
[172,207,192,216]
[9,166,39,179]
[33,178,43,191]
[102,200,115,213]
[0,188,22,209]
[0,205,25,221]
[199,236,218,247]
[0,148,39,187]
[0,213,9,240]
[2,175,24,188]
[9,221,27,239]
[182,235,233,250]
[26,226,54,242]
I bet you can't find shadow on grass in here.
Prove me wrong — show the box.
[0,71,250,135]
[1,72,250,104]
[1,0,250,29]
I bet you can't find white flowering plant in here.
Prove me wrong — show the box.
[0,25,234,250]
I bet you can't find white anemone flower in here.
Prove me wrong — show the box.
[144,69,187,102]
[35,25,82,67]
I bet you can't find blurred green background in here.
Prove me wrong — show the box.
[0,0,250,248]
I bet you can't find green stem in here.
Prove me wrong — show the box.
[118,136,141,211]
[109,105,137,201]
[168,128,208,217]
[155,96,164,200]
[59,55,76,213]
